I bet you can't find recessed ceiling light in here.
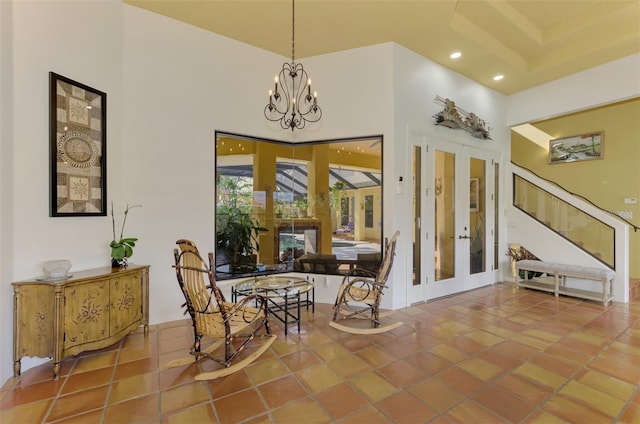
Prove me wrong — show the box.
[493,74,504,81]
[450,52,462,59]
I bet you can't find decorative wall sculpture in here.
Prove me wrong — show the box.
[433,95,492,140]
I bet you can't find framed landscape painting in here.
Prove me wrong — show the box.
[49,72,107,216]
[549,131,603,164]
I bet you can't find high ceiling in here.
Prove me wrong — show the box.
[124,0,640,95]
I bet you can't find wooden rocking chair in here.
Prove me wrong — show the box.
[330,231,402,334]
[167,239,276,380]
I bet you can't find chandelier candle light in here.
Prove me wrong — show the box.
[264,0,322,131]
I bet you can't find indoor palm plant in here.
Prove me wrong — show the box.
[110,203,141,267]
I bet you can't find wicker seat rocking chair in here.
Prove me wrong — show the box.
[330,231,403,335]
[167,239,276,380]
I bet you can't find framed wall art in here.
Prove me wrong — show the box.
[549,131,604,164]
[49,72,107,216]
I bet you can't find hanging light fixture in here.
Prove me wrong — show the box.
[264,0,321,131]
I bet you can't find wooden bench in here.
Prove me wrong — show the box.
[515,260,615,306]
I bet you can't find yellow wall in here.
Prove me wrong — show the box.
[511,98,640,278]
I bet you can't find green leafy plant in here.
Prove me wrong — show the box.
[110,203,141,262]
[216,206,267,272]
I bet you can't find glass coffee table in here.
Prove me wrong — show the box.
[232,275,314,335]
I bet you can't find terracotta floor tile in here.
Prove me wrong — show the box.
[560,380,626,418]
[403,351,452,374]
[475,348,522,371]
[619,402,640,424]
[376,360,428,388]
[207,370,252,399]
[542,394,613,423]
[588,355,640,385]
[0,378,64,408]
[296,363,342,393]
[573,369,636,401]
[513,363,567,390]
[312,340,352,361]
[245,357,290,385]
[104,392,160,422]
[355,346,395,368]
[443,399,509,423]
[436,366,485,395]
[339,335,375,352]
[60,366,114,394]
[446,335,487,354]
[327,353,371,379]
[270,397,332,423]
[280,349,322,372]
[458,357,504,382]
[495,374,554,405]
[464,329,505,347]
[314,383,368,420]
[408,378,465,413]
[113,357,159,381]
[72,350,118,373]
[522,409,568,424]
[162,401,216,424]
[376,391,438,423]
[350,371,399,402]
[109,372,158,404]
[213,388,267,424]
[472,385,536,422]
[528,352,582,378]
[47,385,110,422]
[159,364,202,391]
[270,337,305,356]
[160,381,210,414]
[336,405,390,424]
[426,343,468,363]
[50,408,105,424]
[0,398,52,424]
[257,375,307,409]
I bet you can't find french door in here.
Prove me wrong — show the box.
[410,139,497,302]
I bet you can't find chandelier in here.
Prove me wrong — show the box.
[264,0,321,131]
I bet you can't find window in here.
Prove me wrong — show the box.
[215,132,383,279]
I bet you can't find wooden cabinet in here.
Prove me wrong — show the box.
[13,265,149,379]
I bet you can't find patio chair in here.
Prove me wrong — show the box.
[330,231,402,334]
[167,239,276,380]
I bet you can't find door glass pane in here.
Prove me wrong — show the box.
[435,150,455,281]
[470,158,486,274]
[494,162,499,271]
[412,146,421,286]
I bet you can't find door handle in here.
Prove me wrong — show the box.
[458,235,470,239]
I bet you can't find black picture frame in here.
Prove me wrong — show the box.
[49,72,107,216]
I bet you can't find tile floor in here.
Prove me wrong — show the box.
[1,282,639,423]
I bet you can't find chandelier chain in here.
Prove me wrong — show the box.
[291,0,295,62]
[264,0,321,131]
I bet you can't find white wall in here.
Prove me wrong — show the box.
[1,0,126,386]
[389,45,509,309]
[507,53,640,126]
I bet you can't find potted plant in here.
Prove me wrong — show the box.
[110,203,141,267]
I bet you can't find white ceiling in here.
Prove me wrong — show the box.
[124,0,640,95]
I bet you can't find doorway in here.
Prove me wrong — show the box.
[411,139,498,302]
